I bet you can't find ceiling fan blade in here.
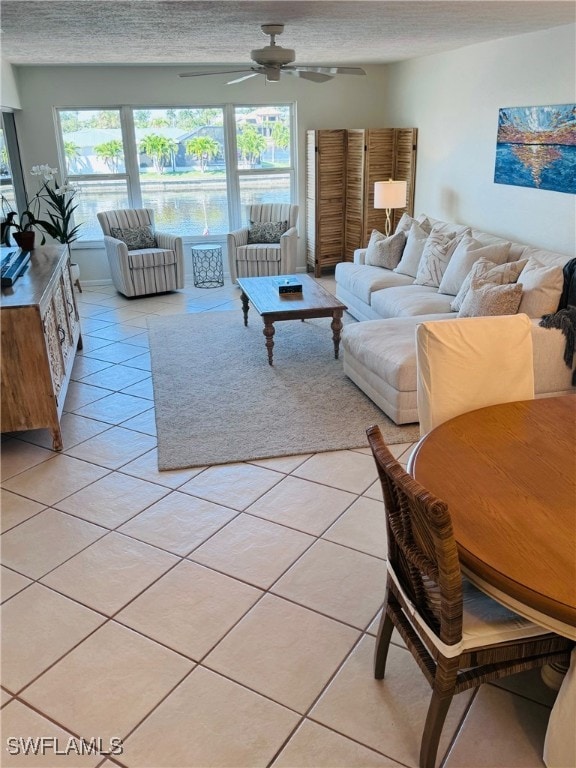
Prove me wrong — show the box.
[179,69,256,79]
[284,69,333,83]
[293,66,367,76]
[227,72,261,84]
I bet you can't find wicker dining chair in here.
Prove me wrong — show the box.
[366,424,572,768]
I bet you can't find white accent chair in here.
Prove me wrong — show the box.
[97,208,185,298]
[227,203,299,283]
[416,313,535,436]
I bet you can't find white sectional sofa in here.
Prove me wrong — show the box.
[336,215,574,424]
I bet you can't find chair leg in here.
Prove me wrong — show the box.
[374,606,394,679]
[420,659,459,768]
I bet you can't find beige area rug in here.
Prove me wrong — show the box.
[148,311,420,470]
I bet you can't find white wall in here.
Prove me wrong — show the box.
[386,24,576,256]
[12,64,391,280]
[1,59,21,109]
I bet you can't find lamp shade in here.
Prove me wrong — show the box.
[374,180,408,209]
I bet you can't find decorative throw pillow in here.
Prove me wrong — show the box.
[110,225,156,250]
[364,229,406,269]
[517,257,564,318]
[247,220,288,244]
[458,279,523,318]
[395,213,432,236]
[414,228,462,288]
[438,236,512,296]
[450,257,528,312]
[393,220,430,277]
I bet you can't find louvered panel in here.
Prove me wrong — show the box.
[305,131,318,271]
[363,129,396,244]
[305,127,417,275]
[344,130,365,261]
[305,130,346,276]
[391,128,418,231]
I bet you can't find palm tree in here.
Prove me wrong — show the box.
[139,134,177,174]
[185,136,220,172]
[270,122,290,164]
[94,140,124,172]
[63,140,81,174]
[237,125,267,167]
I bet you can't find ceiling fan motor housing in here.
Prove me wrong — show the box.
[250,45,296,67]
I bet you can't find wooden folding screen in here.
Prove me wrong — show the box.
[306,128,417,276]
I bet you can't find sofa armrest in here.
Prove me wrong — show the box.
[227,227,249,248]
[354,248,367,265]
[280,226,298,274]
[155,231,183,258]
[103,234,129,259]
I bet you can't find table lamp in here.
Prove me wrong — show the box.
[374,179,408,236]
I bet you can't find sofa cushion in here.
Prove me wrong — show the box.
[394,220,430,278]
[517,257,564,318]
[371,284,456,318]
[451,257,528,312]
[236,244,281,262]
[414,228,462,287]
[365,229,406,268]
[438,236,512,296]
[127,249,177,269]
[458,279,523,318]
[335,262,413,306]
[342,314,454,391]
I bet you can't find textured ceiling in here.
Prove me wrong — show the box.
[1,1,574,67]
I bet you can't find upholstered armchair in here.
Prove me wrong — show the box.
[97,208,185,298]
[227,203,299,283]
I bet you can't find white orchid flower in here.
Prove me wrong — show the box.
[30,164,59,181]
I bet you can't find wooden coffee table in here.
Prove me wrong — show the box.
[236,274,347,365]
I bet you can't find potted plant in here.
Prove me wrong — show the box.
[0,202,40,250]
[2,165,82,283]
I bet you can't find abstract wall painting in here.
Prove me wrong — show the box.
[494,104,575,194]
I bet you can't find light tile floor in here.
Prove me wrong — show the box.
[0,276,556,767]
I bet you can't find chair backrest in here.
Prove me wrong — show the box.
[97,208,155,236]
[416,314,535,435]
[366,424,463,645]
[245,204,298,229]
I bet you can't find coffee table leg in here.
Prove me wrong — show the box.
[240,291,249,326]
[331,310,344,359]
[263,319,275,365]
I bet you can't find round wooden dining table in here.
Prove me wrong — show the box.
[410,395,576,639]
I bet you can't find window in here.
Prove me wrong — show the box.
[55,104,295,244]
[1,112,27,227]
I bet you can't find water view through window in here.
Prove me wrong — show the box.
[57,106,294,242]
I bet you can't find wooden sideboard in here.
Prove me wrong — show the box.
[1,245,82,450]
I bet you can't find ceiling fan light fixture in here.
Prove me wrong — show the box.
[178,23,367,85]
[264,67,281,82]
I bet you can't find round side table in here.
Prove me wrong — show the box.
[190,243,224,288]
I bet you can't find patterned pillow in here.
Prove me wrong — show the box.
[110,225,156,250]
[413,228,463,287]
[247,220,288,244]
[364,230,406,269]
[451,257,528,312]
[395,212,432,236]
[458,279,523,318]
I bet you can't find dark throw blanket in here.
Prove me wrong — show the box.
[540,306,576,386]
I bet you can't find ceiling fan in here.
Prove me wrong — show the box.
[179,24,366,84]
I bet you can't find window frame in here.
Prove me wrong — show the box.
[54,102,296,247]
